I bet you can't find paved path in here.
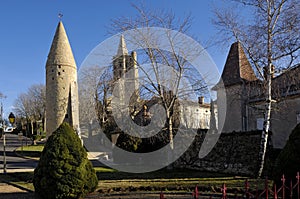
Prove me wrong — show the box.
[0,182,27,193]
[0,133,38,173]
[0,182,35,199]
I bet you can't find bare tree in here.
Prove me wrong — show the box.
[213,0,300,177]
[78,65,114,139]
[0,92,6,126]
[28,84,46,123]
[13,84,45,138]
[108,4,209,164]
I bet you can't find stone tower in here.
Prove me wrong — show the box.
[45,21,79,137]
[214,42,257,132]
[112,35,139,102]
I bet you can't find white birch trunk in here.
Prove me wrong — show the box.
[258,66,272,177]
[258,2,273,177]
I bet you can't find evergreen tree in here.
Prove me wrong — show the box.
[33,122,98,199]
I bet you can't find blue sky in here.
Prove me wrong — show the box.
[0,0,233,117]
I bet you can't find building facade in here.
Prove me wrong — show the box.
[214,42,300,148]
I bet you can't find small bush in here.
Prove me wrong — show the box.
[112,133,142,163]
[33,122,98,199]
[273,123,300,183]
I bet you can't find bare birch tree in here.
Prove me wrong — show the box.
[213,0,300,177]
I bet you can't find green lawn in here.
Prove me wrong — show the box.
[12,146,270,195]
[15,144,44,158]
[1,168,269,195]
[0,172,35,191]
[95,168,268,194]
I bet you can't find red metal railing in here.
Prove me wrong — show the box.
[159,172,300,199]
[223,172,300,199]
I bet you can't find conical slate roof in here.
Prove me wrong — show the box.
[46,21,76,67]
[116,35,128,56]
[220,42,257,86]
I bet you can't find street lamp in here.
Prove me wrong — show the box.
[8,112,15,125]
[3,112,15,174]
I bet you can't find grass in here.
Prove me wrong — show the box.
[1,168,270,195]
[0,172,35,192]
[95,167,269,194]
[15,144,44,159]
[11,145,271,195]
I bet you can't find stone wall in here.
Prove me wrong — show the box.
[174,130,263,177]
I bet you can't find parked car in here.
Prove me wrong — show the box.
[5,126,14,132]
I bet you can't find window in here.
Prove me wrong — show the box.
[257,118,264,130]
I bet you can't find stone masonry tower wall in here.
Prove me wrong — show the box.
[112,35,139,102]
[45,21,79,137]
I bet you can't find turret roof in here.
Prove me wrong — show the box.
[220,42,257,86]
[46,21,76,67]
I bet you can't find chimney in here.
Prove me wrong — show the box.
[198,96,204,104]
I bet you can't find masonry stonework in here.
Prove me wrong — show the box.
[45,21,79,137]
[174,130,263,176]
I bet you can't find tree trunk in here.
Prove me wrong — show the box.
[166,110,174,169]
[31,120,35,145]
[258,81,272,177]
[258,3,273,177]
[257,70,272,177]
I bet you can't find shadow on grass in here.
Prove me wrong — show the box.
[16,151,41,158]
[96,167,232,180]
[0,172,34,183]
[0,193,36,199]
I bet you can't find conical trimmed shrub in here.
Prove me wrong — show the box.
[33,122,98,199]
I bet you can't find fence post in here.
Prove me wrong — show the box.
[282,175,286,199]
[245,179,250,199]
[192,185,199,199]
[296,172,300,199]
[222,183,227,199]
[274,183,278,199]
[265,177,269,199]
[160,191,165,199]
[290,180,293,199]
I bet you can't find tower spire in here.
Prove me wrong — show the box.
[46,21,76,67]
[116,35,128,56]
